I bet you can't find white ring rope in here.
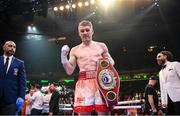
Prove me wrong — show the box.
[59,105,142,111]
[117,100,143,105]
[113,105,142,109]
[59,100,143,111]
[59,107,73,111]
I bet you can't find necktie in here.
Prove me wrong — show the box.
[4,57,9,74]
[161,64,166,69]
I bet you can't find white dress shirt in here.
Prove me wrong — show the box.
[42,93,52,113]
[3,55,13,73]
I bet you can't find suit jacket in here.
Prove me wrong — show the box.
[49,90,60,114]
[159,61,180,105]
[0,55,26,104]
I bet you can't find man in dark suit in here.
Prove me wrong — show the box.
[0,41,26,115]
[49,82,60,116]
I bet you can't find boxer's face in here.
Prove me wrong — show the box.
[79,25,94,44]
[156,53,166,66]
[3,41,16,56]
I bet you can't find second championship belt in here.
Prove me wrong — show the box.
[97,57,120,108]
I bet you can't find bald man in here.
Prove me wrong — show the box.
[0,41,26,115]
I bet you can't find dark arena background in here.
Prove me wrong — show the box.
[0,0,180,115]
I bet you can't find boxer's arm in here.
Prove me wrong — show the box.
[101,43,115,66]
[104,52,115,66]
[61,45,76,75]
[62,55,76,75]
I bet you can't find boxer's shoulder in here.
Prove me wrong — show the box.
[92,41,106,48]
[70,45,82,56]
[95,42,108,52]
[71,45,80,51]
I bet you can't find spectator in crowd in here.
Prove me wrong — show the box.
[25,88,34,115]
[42,87,52,115]
[144,75,159,115]
[29,84,44,115]
[49,82,60,116]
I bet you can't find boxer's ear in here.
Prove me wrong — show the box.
[92,29,94,35]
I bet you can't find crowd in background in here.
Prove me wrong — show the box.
[20,80,162,116]
[21,83,74,115]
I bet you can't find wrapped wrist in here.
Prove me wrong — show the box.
[108,58,115,66]
[61,55,68,64]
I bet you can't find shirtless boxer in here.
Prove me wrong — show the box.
[61,20,114,115]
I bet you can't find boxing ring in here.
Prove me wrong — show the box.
[59,100,144,115]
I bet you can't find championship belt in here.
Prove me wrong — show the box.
[96,57,120,108]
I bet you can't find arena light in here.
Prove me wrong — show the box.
[78,2,83,7]
[53,7,58,11]
[90,0,95,5]
[72,4,76,8]
[154,2,159,6]
[64,79,74,83]
[154,0,159,6]
[26,24,43,41]
[149,46,156,49]
[41,80,48,83]
[27,24,36,32]
[85,1,89,6]
[32,26,36,31]
[147,45,157,52]
[26,80,31,83]
[59,6,64,11]
[28,26,31,31]
[100,0,113,7]
[65,4,70,9]
[98,0,116,12]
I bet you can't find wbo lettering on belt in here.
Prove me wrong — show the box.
[96,57,120,108]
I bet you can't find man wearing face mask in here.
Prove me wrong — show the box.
[61,20,115,115]
[156,51,180,115]
[0,41,26,115]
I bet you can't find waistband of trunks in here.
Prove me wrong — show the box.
[78,71,97,80]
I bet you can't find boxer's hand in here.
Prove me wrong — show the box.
[162,104,167,109]
[108,57,115,66]
[61,45,70,64]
